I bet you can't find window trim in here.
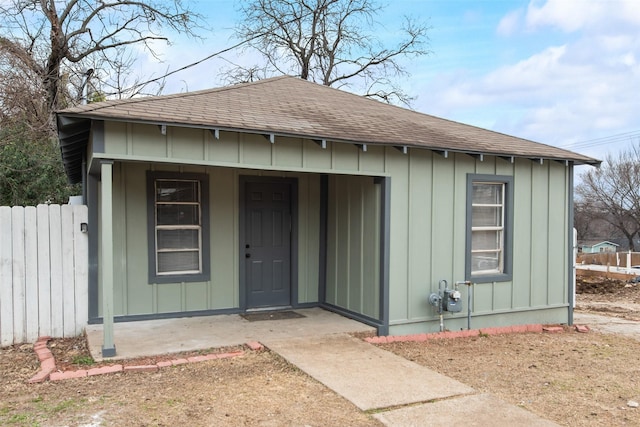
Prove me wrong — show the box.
[465,174,513,283]
[146,171,210,284]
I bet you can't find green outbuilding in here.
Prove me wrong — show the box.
[57,76,599,356]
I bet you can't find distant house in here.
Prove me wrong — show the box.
[579,241,619,254]
[56,76,599,356]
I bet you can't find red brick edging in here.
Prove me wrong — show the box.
[364,323,589,344]
[29,325,588,383]
[28,336,55,384]
[28,339,265,383]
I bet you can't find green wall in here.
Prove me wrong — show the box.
[97,121,384,317]
[384,150,571,334]
[99,122,386,176]
[325,175,380,319]
[98,161,320,317]
[95,121,572,332]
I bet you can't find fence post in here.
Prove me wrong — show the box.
[61,205,75,337]
[49,205,64,338]
[24,207,39,342]
[36,205,51,338]
[74,206,89,336]
[11,207,26,344]
[0,207,13,346]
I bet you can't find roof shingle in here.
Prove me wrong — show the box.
[57,76,599,182]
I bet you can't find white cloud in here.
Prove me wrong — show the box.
[423,45,583,113]
[496,9,523,37]
[525,0,602,32]
[413,0,640,160]
[620,52,636,67]
[525,0,640,33]
[491,40,635,141]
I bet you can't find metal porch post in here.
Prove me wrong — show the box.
[100,161,116,357]
[378,176,391,336]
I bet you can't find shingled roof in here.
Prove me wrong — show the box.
[57,75,599,183]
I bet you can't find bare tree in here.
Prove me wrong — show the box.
[0,39,49,141]
[574,201,595,241]
[0,0,202,205]
[0,0,202,118]
[574,200,622,242]
[228,0,430,105]
[86,46,168,101]
[576,144,640,250]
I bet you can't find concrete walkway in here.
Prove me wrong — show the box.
[574,312,640,340]
[264,334,559,426]
[263,334,474,411]
[86,309,559,426]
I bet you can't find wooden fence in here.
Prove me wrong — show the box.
[577,251,640,268]
[0,205,88,345]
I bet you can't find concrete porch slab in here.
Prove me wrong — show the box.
[85,308,375,361]
[85,309,559,426]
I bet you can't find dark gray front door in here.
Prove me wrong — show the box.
[244,181,292,308]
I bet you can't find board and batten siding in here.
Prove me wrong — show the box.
[98,122,386,176]
[97,161,321,317]
[95,121,381,317]
[325,175,381,319]
[96,121,571,331]
[384,151,571,334]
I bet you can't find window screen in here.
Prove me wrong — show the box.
[154,179,202,275]
[471,182,504,275]
[147,172,209,284]
[466,174,513,283]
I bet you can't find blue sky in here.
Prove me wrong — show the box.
[135,0,640,163]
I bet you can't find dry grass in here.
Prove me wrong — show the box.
[1,277,638,426]
[0,347,381,426]
[384,330,640,426]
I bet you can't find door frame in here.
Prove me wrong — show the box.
[239,175,298,311]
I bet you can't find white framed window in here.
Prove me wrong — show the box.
[155,179,202,275]
[466,174,513,282]
[471,182,504,275]
[147,172,209,283]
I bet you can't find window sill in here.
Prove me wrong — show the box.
[469,273,512,284]
[149,273,210,284]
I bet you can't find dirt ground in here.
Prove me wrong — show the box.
[575,275,640,321]
[1,276,639,427]
[0,346,380,427]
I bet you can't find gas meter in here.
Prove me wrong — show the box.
[443,288,462,312]
[428,280,463,313]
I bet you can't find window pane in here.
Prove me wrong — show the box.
[157,204,199,225]
[472,230,501,250]
[150,174,208,280]
[473,183,502,204]
[156,180,199,202]
[157,229,200,250]
[472,252,500,273]
[470,180,507,277]
[472,206,502,227]
[158,251,199,273]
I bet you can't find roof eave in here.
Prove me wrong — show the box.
[57,114,92,185]
[56,112,602,176]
